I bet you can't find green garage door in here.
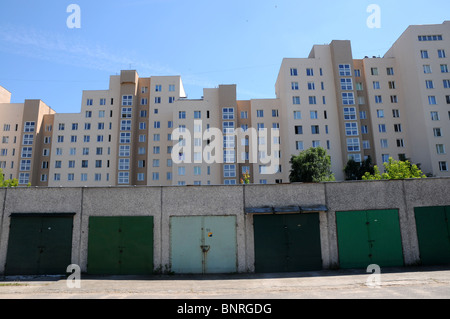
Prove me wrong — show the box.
[5,214,74,275]
[170,216,237,274]
[336,209,404,269]
[415,206,450,266]
[253,213,322,273]
[87,216,153,275]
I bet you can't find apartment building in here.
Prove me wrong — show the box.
[0,21,449,186]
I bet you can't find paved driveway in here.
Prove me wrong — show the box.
[1,266,450,299]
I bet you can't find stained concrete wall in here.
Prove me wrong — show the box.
[0,178,449,275]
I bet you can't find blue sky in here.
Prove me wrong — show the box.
[0,0,449,113]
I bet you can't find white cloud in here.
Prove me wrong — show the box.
[0,24,175,75]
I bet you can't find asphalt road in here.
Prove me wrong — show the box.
[1,266,450,299]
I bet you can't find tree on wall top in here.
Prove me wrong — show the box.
[362,157,427,180]
[0,168,19,187]
[289,147,335,183]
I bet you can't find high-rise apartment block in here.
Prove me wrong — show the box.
[1,21,449,186]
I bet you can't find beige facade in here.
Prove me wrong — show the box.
[1,21,449,186]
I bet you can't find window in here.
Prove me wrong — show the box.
[295,141,304,151]
[21,147,32,158]
[380,139,389,148]
[118,172,129,184]
[438,49,446,58]
[194,111,201,119]
[439,161,448,171]
[179,111,186,119]
[119,145,130,157]
[424,65,432,74]
[119,158,130,170]
[382,154,390,163]
[342,92,355,105]
[393,109,400,118]
[394,124,402,132]
[373,81,380,90]
[391,95,398,103]
[377,109,384,118]
[340,78,353,90]
[311,125,320,134]
[23,134,34,145]
[140,98,148,105]
[371,68,378,76]
[293,96,300,105]
[418,35,443,41]
[343,107,357,120]
[223,121,235,134]
[309,96,317,104]
[441,65,449,73]
[224,164,236,178]
[345,122,358,136]
[433,128,442,137]
[354,69,361,77]
[120,120,132,131]
[240,111,248,119]
[310,111,318,119]
[223,150,235,163]
[222,108,234,120]
[338,64,352,76]
[436,144,446,154]
[19,173,30,185]
[421,50,429,59]
[272,109,279,117]
[429,96,437,105]
[290,68,298,76]
[121,107,132,118]
[155,85,162,92]
[387,67,394,75]
[169,84,175,92]
[24,122,35,132]
[361,125,368,134]
[360,111,367,119]
[312,140,320,148]
[375,95,383,104]
[306,68,314,76]
[122,95,133,106]
[347,138,360,152]
[308,82,315,90]
[388,81,396,89]
[378,124,386,133]
[120,132,131,144]
[293,111,302,119]
[291,82,299,90]
[444,80,450,89]
[426,80,434,89]
[363,140,371,149]
[256,110,264,117]
[87,99,93,106]
[20,159,31,171]
[294,125,303,135]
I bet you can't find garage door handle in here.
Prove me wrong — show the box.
[201,245,210,253]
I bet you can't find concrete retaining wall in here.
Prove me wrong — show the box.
[0,178,449,274]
